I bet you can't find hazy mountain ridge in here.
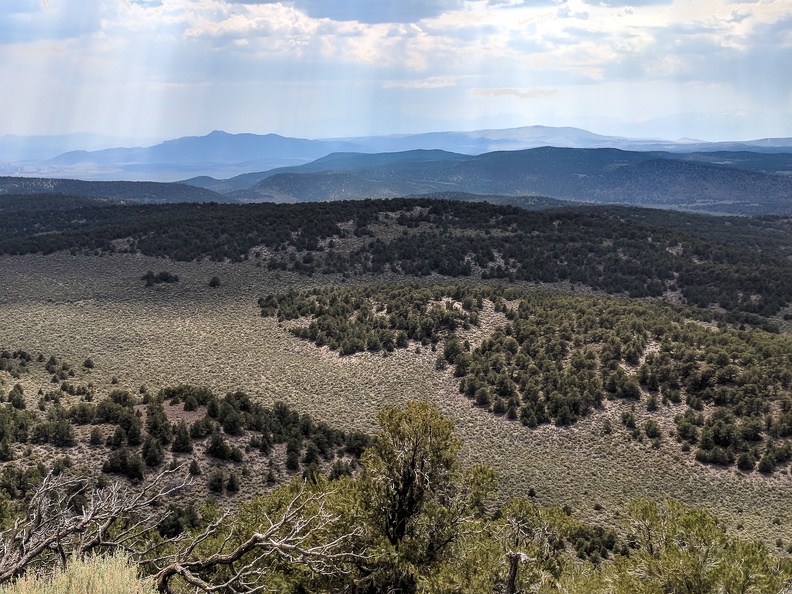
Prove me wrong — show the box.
[222,147,792,216]
[2,127,791,215]
[0,176,225,203]
[4,126,792,182]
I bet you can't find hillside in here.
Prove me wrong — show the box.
[0,177,225,203]
[5,143,792,215]
[1,196,790,316]
[210,147,792,216]
[0,195,791,590]
[0,246,790,554]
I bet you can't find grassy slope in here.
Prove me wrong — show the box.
[0,252,789,548]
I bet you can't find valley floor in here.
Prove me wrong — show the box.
[0,252,789,547]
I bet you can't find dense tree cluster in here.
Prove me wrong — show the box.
[454,290,792,473]
[0,352,371,500]
[0,350,33,379]
[327,201,791,315]
[260,284,485,355]
[1,401,788,594]
[262,284,792,473]
[2,195,792,314]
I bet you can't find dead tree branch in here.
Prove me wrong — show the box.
[152,482,366,594]
[0,468,189,584]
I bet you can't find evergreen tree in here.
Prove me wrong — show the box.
[172,420,193,453]
[142,435,165,467]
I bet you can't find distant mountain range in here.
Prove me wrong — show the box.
[1,126,791,216]
[182,146,792,216]
[3,126,792,182]
[2,145,791,216]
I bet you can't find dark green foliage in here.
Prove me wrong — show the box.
[757,454,775,474]
[207,470,225,494]
[126,419,143,447]
[206,433,242,462]
[0,464,45,500]
[0,350,33,381]
[142,435,165,467]
[0,439,14,462]
[566,523,620,563]
[344,431,372,457]
[142,270,179,286]
[158,385,214,408]
[49,456,72,476]
[459,290,792,469]
[89,427,103,446]
[209,276,221,288]
[0,403,33,446]
[644,420,661,440]
[260,284,484,356]
[8,384,25,410]
[172,420,193,453]
[106,426,125,449]
[737,451,756,471]
[183,395,199,412]
[0,365,365,487]
[29,419,75,447]
[190,416,216,439]
[285,438,301,471]
[102,449,145,482]
[188,459,201,475]
[158,504,199,538]
[329,460,354,480]
[226,472,240,493]
[4,197,790,314]
[264,284,792,472]
[109,389,135,407]
[145,401,173,445]
[69,402,95,425]
[302,441,320,466]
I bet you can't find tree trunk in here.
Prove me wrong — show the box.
[505,552,520,594]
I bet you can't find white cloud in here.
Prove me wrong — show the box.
[384,77,458,89]
[471,87,559,100]
[0,0,790,139]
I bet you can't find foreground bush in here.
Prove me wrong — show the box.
[0,553,154,594]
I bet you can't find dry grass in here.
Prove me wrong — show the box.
[0,252,790,548]
[0,553,155,594]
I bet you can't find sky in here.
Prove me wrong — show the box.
[1,0,791,143]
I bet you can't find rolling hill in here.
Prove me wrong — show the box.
[0,176,225,203]
[209,147,792,216]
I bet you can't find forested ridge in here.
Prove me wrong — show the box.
[260,284,792,474]
[2,194,792,315]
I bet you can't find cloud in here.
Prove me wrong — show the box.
[226,0,466,24]
[0,0,105,44]
[580,0,671,6]
[471,87,559,100]
[0,0,790,140]
[384,77,457,89]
